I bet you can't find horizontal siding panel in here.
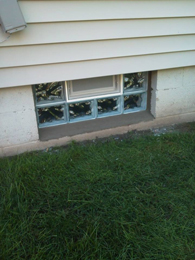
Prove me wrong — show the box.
[1,18,195,47]
[19,1,195,23]
[0,51,195,88]
[1,35,195,68]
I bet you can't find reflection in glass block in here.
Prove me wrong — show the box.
[98,97,119,115]
[38,105,64,124]
[69,101,92,120]
[35,82,63,102]
[124,72,146,92]
[124,94,142,110]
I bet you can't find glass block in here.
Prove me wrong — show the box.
[69,101,93,121]
[34,82,63,103]
[38,105,64,125]
[124,72,147,93]
[124,94,143,111]
[97,97,120,116]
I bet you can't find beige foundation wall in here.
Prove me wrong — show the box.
[0,86,39,148]
[151,66,195,118]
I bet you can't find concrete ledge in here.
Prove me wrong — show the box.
[39,110,152,141]
[1,111,195,157]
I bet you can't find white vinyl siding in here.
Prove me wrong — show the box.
[1,18,195,47]
[0,0,195,88]
[18,1,195,22]
[1,51,195,88]
[1,35,195,68]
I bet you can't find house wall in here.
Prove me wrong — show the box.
[0,0,195,88]
[0,0,195,156]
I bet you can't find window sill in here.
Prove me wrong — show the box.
[39,109,153,141]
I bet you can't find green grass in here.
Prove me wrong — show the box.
[1,130,195,259]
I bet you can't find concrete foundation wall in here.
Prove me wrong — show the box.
[0,86,39,148]
[151,66,195,118]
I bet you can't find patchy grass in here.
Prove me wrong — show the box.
[1,129,195,259]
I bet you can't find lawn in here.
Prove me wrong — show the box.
[0,125,195,259]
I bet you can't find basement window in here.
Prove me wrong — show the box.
[33,72,148,128]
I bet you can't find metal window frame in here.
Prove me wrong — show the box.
[34,73,148,128]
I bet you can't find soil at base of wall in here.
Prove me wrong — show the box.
[42,121,195,154]
[85,121,195,144]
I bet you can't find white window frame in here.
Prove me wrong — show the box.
[66,75,122,102]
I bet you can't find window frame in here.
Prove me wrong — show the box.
[66,75,122,102]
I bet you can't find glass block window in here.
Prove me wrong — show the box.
[38,105,65,125]
[33,72,148,128]
[124,72,147,93]
[35,82,64,104]
[97,97,121,117]
[69,101,94,122]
